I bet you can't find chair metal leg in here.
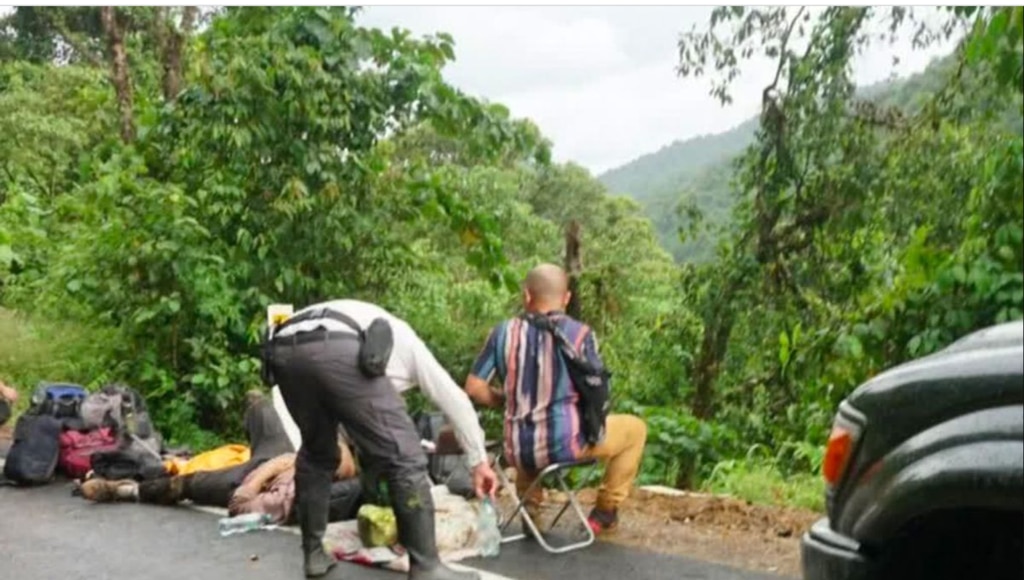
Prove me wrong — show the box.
[549,462,598,530]
[488,454,597,554]
[539,472,596,553]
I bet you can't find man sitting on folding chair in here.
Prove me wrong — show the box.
[464,263,648,541]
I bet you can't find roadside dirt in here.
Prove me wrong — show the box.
[497,483,819,579]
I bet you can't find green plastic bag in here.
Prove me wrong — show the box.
[357,504,398,547]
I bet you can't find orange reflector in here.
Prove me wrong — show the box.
[823,426,852,485]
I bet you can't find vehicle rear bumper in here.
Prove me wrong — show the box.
[801,518,873,580]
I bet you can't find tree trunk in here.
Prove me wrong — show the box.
[100,7,134,143]
[690,275,740,419]
[161,6,197,102]
[153,8,170,95]
[564,220,583,319]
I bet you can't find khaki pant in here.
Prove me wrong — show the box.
[516,414,648,513]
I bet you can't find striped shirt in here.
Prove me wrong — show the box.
[471,312,602,473]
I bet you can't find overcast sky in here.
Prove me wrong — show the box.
[357,6,961,174]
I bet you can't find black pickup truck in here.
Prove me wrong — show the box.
[801,320,1024,580]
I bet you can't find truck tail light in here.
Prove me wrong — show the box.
[823,413,863,487]
[823,427,852,485]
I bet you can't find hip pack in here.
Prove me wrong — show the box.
[266,308,393,379]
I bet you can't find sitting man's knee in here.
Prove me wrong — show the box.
[608,413,648,442]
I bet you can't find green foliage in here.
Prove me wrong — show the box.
[961,6,1024,91]
[668,5,1023,470]
[625,401,740,489]
[0,7,104,64]
[702,457,824,512]
[2,7,551,446]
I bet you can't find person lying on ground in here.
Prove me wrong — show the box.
[0,379,18,427]
[464,263,648,535]
[79,391,363,525]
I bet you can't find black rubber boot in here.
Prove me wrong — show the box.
[391,473,480,580]
[302,539,336,578]
[296,461,337,578]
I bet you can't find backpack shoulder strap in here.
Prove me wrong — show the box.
[519,313,581,358]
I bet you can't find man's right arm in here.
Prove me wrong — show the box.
[464,375,503,408]
[465,325,504,408]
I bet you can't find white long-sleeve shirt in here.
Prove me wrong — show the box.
[273,299,487,468]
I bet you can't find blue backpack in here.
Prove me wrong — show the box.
[30,383,88,420]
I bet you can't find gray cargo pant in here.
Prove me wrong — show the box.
[267,331,432,554]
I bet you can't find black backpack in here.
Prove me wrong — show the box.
[90,446,167,482]
[414,412,474,498]
[521,313,612,446]
[3,414,63,485]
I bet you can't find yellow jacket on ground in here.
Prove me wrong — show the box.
[164,444,251,476]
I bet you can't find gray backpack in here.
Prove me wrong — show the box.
[80,390,123,431]
[80,385,162,456]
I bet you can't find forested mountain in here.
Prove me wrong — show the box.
[598,117,757,205]
[597,54,1000,263]
[598,117,756,262]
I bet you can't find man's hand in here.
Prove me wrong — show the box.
[0,382,17,403]
[465,375,503,409]
[471,461,499,500]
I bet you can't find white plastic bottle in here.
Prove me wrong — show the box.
[218,512,274,537]
[477,498,502,557]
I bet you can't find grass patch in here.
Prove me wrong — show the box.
[701,458,825,512]
[0,307,125,412]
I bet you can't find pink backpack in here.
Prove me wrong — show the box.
[58,427,119,479]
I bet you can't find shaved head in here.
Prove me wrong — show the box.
[524,263,569,309]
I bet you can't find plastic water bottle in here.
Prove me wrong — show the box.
[218,512,274,537]
[477,498,501,557]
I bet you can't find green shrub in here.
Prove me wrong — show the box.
[702,456,825,512]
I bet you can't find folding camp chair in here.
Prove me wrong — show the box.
[489,442,599,554]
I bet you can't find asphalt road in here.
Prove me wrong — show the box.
[0,475,788,580]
